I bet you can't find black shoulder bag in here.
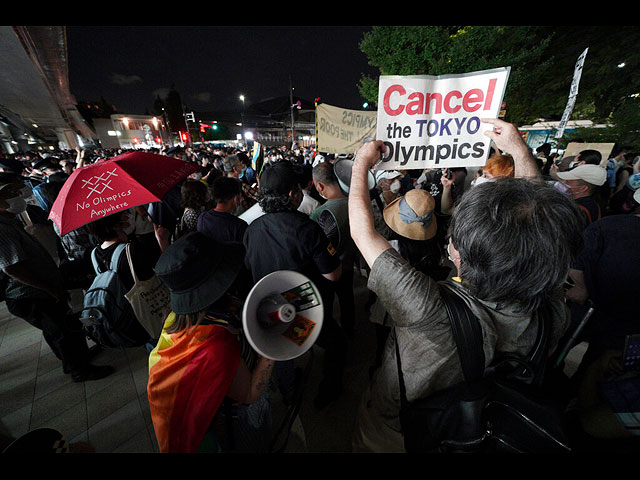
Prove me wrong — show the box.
[395,283,572,453]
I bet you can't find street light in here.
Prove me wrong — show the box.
[239,95,246,127]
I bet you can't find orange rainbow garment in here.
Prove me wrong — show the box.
[147,312,241,453]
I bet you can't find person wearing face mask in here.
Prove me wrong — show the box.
[375,170,403,205]
[348,118,584,453]
[294,164,321,216]
[311,162,356,337]
[222,154,260,215]
[556,164,607,228]
[440,156,513,216]
[197,176,248,244]
[0,173,114,382]
[550,149,602,179]
[237,152,257,186]
[176,180,209,239]
[2,156,99,291]
[30,159,69,213]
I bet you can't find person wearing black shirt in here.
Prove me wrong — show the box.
[243,161,345,410]
[567,208,640,379]
[197,176,248,244]
[84,211,161,348]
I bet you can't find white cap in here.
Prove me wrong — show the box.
[375,170,403,182]
[556,164,607,186]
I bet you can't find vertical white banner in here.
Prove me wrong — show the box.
[376,67,510,170]
[556,48,589,139]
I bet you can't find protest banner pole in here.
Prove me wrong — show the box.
[289,75,295,149]
[315,98,319,153]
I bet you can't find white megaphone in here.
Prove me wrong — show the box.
[242,270,324,361]
[333,158,376,194]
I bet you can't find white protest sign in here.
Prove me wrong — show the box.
[555,48,588,139]
[376,67,510,170]
[317,103,377,154]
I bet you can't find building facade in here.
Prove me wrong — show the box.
[93,115,171,150]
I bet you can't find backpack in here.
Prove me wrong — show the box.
[396,283,572,453]
[79,243,151,349]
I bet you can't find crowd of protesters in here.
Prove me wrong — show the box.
[1,120,640,453]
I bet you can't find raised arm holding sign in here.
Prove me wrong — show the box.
[349,140,391,268]
[350,117,542,270]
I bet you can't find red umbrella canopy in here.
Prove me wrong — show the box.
[49,151,200,236]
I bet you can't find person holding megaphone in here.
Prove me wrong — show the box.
[147,231,275,453]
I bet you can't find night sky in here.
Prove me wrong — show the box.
[66,26,378,115]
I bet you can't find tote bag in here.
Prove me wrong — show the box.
[124,243,171,340]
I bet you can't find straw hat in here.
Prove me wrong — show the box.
[383,188,437,241]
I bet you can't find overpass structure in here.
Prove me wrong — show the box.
[0,26,97,154]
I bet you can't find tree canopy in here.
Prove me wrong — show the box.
[358,26,640,147]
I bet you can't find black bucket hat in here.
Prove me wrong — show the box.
[154,231,245,315]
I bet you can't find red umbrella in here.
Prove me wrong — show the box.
[49,151,200,236]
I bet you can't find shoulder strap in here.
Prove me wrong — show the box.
[90,243,127,275]
[395,283,552,403]
[124,242,139,284]
[395,282,485,408]
[395,330,409,409]
[438,283,485,381]
[109,243,127,272]
[444,282,552,386]
[490,302,551,386]
[90,247,101,274]
[577,203,592,224]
